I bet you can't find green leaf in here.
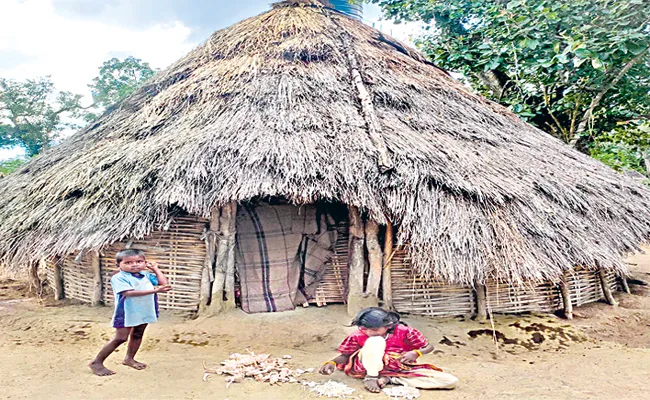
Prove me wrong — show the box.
[573,57,586,67]
[628,43,647,55]
[527,39,540,50]
[591,58,604,69]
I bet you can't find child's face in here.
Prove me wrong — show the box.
[359,326,389,337]
[118,255,147,273]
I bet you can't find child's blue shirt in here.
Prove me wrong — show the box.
[110,271,159,328]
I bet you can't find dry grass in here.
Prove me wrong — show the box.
[0,0,649,285]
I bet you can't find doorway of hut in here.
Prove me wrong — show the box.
[228,199,351,313]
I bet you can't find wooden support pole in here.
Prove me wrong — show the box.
[382,220,394,310]
[53,256,64,300]
[599,268,618,306]
[224,207,237,311]
[341,34,393,173]
[90,250,103,306]
[474,282,487,322]
[364,219,382,303]
[347,205,368,316]
[619,274,631,294]
[207,201,237,315]
[558,278,573,320]
[199,207,220,313]
[27,260,42,296]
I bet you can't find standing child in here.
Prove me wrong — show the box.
[319,307,458,393]
[89,249,172,376]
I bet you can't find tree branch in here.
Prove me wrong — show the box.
[569,47,650,147]
[541,84,568,139]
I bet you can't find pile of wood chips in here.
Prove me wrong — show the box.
[202,350,314,388]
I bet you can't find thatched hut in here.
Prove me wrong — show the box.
[0,0,647,319]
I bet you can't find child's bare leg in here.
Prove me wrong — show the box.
[123,323,147,370]
[89,328,131,376]
[360,336,388,392]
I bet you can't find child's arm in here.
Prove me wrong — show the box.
[146,262,169,286]
[319,354,350,375]
[400,327,435,362]
[400,343,435,362]
[122,286,172,297]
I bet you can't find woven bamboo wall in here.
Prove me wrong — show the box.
[43,216,207,310]
[388,245,621,317]
[102,216,208,311]
[391,246,476,317]
[60,253,95,303]
[566,267,618,306]
[486,280,561,314]
[309,223,350,305]
[44,259,55,291]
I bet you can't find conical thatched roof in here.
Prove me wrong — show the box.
[1,0,649,285]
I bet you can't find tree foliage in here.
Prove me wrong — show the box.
[368,0,650,171]
[0,158,27,176]
[0,77,84,157]
[0,56,156,163]
[86,56,155,120]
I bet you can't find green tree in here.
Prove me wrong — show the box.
[0,76,84,157]
[86,56,155,120]
[0,158,27,176]
[368,0,650,169]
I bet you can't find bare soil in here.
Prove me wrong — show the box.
[3,251,650,400]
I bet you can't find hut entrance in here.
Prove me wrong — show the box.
[234,201,349,313]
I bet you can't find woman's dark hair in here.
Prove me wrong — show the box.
[351,307,405,332]
[116,248,145,264]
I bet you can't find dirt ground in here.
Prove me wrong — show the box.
[4,252,650,400]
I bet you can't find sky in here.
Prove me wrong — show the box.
[0,0,423,160]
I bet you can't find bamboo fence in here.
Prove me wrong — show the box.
[309,222,350,305]
[390,244,621,317]
[42,216,623,316]
[485,279,561,314]
[566,267,619,306]
[390,246,476,317]
[45,216,208,311]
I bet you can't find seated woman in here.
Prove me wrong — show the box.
[319,307,458,393]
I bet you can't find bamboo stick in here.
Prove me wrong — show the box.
[382,220,394,310]
[599,268,618,306]
[475,282,487,321]
[53,256,64,300]
[199,206,220,314]
[364,218,382,302]
[347,205,366,316]
[90,250,102,306]
[341,34,393,173]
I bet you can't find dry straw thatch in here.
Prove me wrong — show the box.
[1,0,649,286]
